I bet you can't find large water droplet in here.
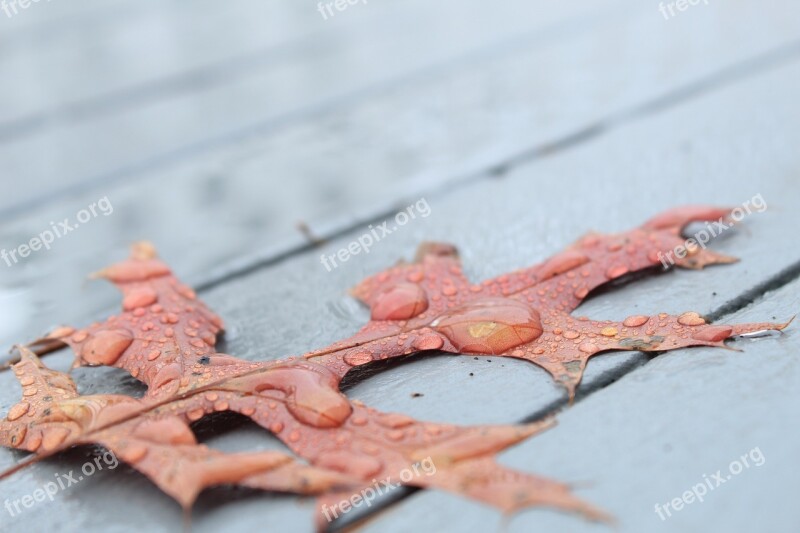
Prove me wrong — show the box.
[600,327,618,337]
[623,315,649,328]
[412,334,444,351]
[344,352,373,366]
[692,326,732,342]
[371,283,429,321]
[377,412,415,429]
[7,402,30,421]
[678,312,706,326]
[81,329,134,366]
[432,298,542,354]
[249,364,352,428]
[123,287,158,311]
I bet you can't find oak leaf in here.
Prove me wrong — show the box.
[1,206,789,529]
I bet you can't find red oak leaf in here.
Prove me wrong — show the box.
[1,206,788,530]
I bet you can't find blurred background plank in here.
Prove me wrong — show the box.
[2,0,799,352]
[0,0,600,211]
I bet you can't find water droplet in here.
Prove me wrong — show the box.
[678,312,706,326]
[623,315,649,328]
[351,416,367,426]
[412,334,444,351]
[600,327,618,337]
[371,283,429,321]
[563,330,580,339]
[7,402,30,421]
[574,287,589,299]
[270,422,284,433]
[606,265,629,279]
[81,329,134,365]
[253,364,352,428]
[579,342,598,354]
[432,297,543,354]
[378,413,415,429]
[122,287,158,311]
[692,326,732,342]
[344,352,373,366]
[10,424,27,445]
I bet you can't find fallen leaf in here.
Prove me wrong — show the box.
[1,206,789,529]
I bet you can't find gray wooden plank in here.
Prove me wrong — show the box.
[2,0,799,354]
[334,51,800,531]
[358,264,800,533]
[0,0,590,119]
[0,0,600,211]
[198,54,800,424]
[187,52,800,530]
[0,0,129,36]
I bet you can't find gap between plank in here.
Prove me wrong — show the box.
[194,37,800,294]
[0,4,616,218]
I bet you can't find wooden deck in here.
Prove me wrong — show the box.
[1,1,799,532]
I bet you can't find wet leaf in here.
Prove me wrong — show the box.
[1,207,789,528]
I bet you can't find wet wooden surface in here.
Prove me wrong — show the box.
[0,1,798,532]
